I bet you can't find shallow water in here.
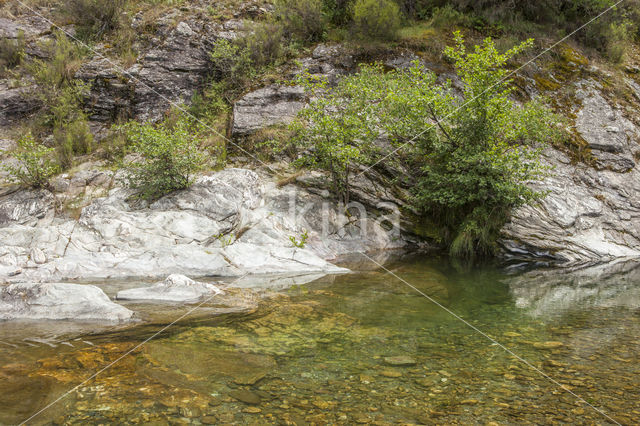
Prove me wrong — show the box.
[1,255,640,425]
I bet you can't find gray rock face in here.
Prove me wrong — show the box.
[0,282,134,322]
[0,187,54,228]
[116,274,223,303]
[295,43,353,86]
[575,84,638,172]
[131,21,215,122]
[502,80,640,264]
[0,168,404,282]
[0,83,40,125]
[76,20,216,123]
[76,58,135,123]
[502,147,640,263]
[232,85,307,136]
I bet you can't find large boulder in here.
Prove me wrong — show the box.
[0,282,134,322]
[116,274,223,303]
[501,80,640,264]
[0,83,40,125]
[0,187,55,228]
[502,147,640,263]
[0,168,391,282]
[232,85,307,136]
[574,84,638,172]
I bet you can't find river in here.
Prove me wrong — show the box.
[1,254,639,425]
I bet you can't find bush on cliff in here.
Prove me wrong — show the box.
[27,31,93,169]
[117,112,206,201]
[292,32,563,257]
[2,133,60,189]
[352,0,402,40]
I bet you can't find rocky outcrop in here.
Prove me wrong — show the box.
[130,21,216,122]
[0,281,134,321]
[231,85,306,136]
[75,20,217,123]
[116,274,223,303]
[0,83,40,125]
[0,186,55,228]
[507,259,640,317]
[0,168,404,282]
[502,80,640,264]
[574,84,638,172]
[76,58,135,123]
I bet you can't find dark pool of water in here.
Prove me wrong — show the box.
[1,255,639,425]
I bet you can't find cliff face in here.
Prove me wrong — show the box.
[502,81,640,263]
[1,7,640,266]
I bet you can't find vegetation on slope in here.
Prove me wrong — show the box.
[1,0,637,256]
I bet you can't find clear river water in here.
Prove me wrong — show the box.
[1,253,639,425]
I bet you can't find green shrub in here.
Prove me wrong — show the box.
[322,0,354,26]
[0,31,25,77]
[53,118,94,169]
[274,0,326,42]
[411,32,562,258]
[117,113,207,201]
[292,32,562,258]
[291,72,379,204]
[62,0,126,39]
[1,133,60,189]
[210,21,286,95]
[27,31,88,129]
[240,21,285,69]
[429,5,473,29]
[352,0,402,40]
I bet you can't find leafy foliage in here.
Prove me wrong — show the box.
[291,73,379,204]
[62,0,127,40]
[117,113,207,201]
[274,0,327,43]
[2,133,60,189]
[290,230,309,248]
[0,31,25,77]
[352,0,402,40]
[293,32,563,257]
[27,31,92,168]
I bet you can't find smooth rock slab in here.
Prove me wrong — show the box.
[0,282,134,322]
[383,355,417,366]
[116,274,223,303]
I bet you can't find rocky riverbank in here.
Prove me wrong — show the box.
[0,167,409,283]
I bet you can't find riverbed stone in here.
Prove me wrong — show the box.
[0,282,134,322]
[228,389,261,405]
[383,356,417,366]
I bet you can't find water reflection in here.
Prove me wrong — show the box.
[507,259,640,317]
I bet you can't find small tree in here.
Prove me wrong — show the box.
[352,0,402,40]
[2,133,60,189]
[409,32,562,257]
[291,73,379,204]
[118,113,206,201]
[292,32,563,258]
